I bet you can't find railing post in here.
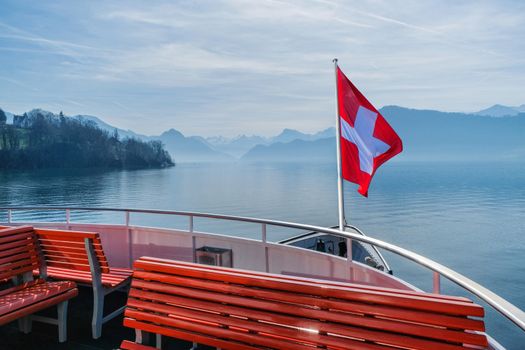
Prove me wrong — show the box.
[433,271,441,294]
[192,236,197,263]
[261,223,267,243]
[7,209,12,224]
[262,224,269,273]
[125,211,133,268]
[65,209,70,228]
[346,237,353,282]
[189,216,196,263]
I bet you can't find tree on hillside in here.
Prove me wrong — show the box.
[0,113,174,169]
[0,109,6,125]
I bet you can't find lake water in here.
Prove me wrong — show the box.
[1,161,524,348]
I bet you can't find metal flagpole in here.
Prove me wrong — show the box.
[333,58,346,232]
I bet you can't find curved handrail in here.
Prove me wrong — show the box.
[2,206,525,333]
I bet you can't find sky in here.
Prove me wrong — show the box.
[0,0,524,137]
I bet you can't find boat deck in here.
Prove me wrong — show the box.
[0,286,211,350]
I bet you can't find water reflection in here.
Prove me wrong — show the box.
[0,161,524,348]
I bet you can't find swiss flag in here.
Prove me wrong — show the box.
[337,67,402,197]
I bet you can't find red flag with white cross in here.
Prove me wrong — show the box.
[336,67,402,197]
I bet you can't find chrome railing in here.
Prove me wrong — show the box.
[2,206,525,336]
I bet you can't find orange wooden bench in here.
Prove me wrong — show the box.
[0,226,78,342]
[33,228,132,339]
[119,257,488,350]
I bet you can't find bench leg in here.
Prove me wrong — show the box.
[156,333,162,349]
[92,288,104,339]
[18,316,32,334]
[57,300,69,343]
[135,329,150,344]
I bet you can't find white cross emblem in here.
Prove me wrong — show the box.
[340,106,390,175]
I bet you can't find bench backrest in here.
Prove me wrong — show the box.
[0,226,41,282]
[137,256,474,303]
[124,257,488,350]
[34,228,110,274]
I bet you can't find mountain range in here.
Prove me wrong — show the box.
[2,103,524,163]
[204,128,335,158]
[379,106,525,161]
[474,104,525,117]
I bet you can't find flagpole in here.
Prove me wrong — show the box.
[333,58,346,232]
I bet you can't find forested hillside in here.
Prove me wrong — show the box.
[0,109,173,169]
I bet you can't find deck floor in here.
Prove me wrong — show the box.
[0,286,212,350]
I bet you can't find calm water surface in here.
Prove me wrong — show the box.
[0,161,524,348]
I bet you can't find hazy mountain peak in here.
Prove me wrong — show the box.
[313,127,335,139]
[242,105,525,162]
[278,128,302,136]
[475,104,523,117]
[74,114,105,124]
[155,128,233,163]
[162,128,185,138]
[271,128,308,144]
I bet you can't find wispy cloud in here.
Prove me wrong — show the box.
[0,75,40,92]
[356,11,442,35]
[0,0,524,136]
[0,20,118,62]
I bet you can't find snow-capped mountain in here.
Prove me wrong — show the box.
[153,129,233,163]
[205,128,335,157]
[475,104,525,117]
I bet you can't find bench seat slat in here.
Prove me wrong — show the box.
[0,280,77,317]
[0,240,38,258]
[0,251,38,266]
[121,257,488,349]
[34,230,100,240]
[0,255,39,271]
[39,239,105,252]
[125,311,395,350]
[0,279,45,297]
[127,299,353,350]
[41,252,91,264]
[124,319,264,350]
[0,226,35,238]
[140,257,473,303]
[39,239,106,254]
[127,295,469,350]
[0,287,78,326]
[0,232,35,245]
[0,262,39,280]
[39,243,107,261]
[32,227,131,338]
[0,225,78,342]
[134,260,484,317]
[46,261,92,272]
[131,270,484,331]
[35,230,110,273]
[129,279,487,347]
[0,242,36,258]
[39,239,104,251]
[120,340,156,350]
[43,266,132,287]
